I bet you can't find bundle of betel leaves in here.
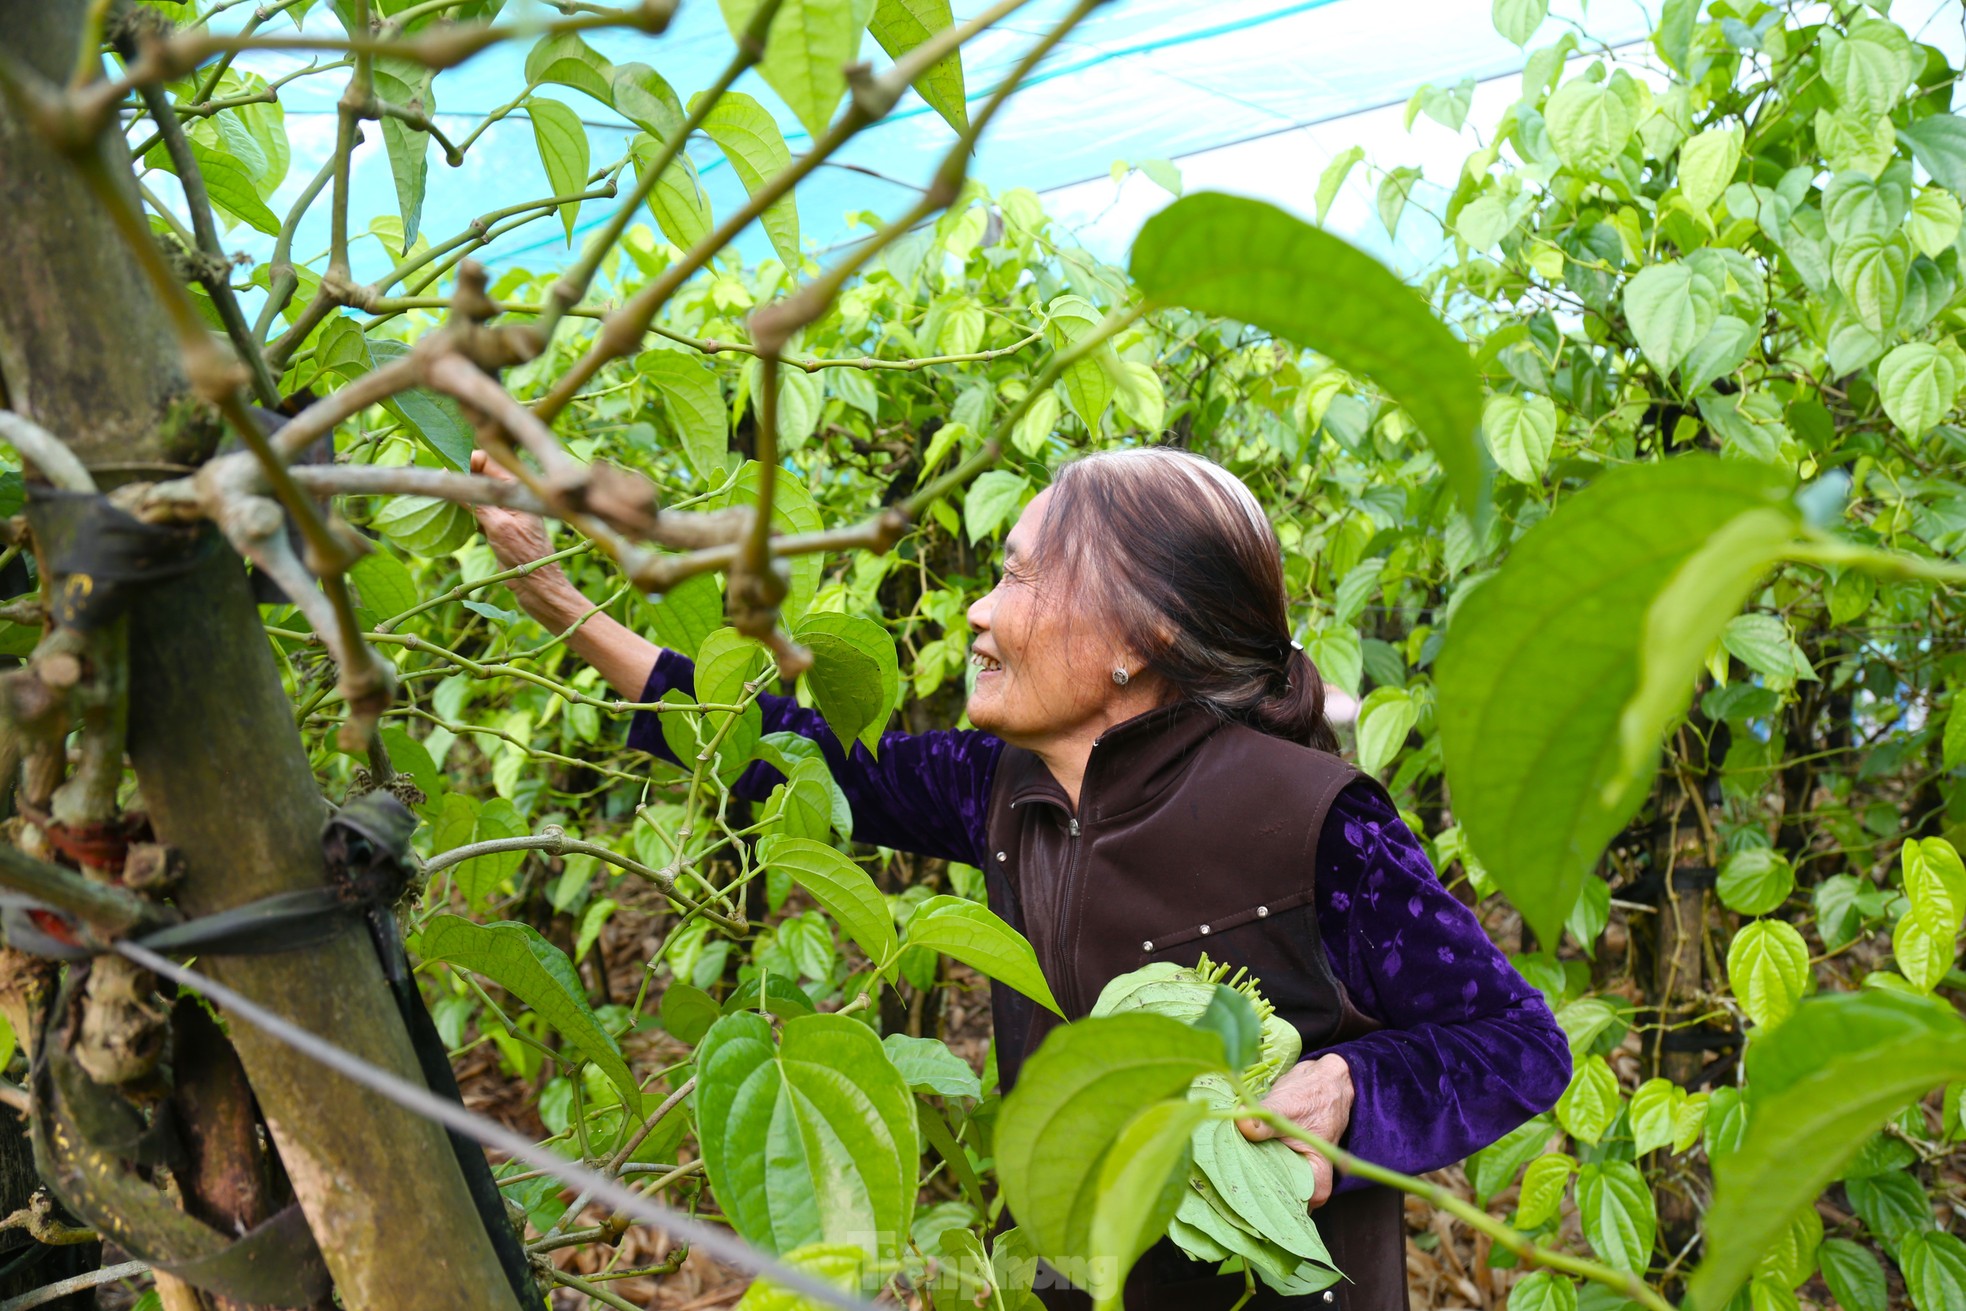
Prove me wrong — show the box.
[1090,958,1342,1297]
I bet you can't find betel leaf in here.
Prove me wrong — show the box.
[693,90,803,270]
[1508,1271,1578,1311]
[1716,848,1795,916]
[695,1011,917,1261]
[673,626,768,784]
[1824,166,1911,243]
[1482,392,1558,484]
[636,349,728,482]
[697,626,768,706]
[731,1242,868,1311]
[869,0,968,133]
[793,610,899,754]
[524,97,589,244]
[1903,837,1966,925]
[1726,919,1810,1028]
[1901,113,1966,197]
[1817,1237,1889,1311]
[757,836,898,967]
[366,339,475,470]
[418,914,642,1112]
[995,1013,1227,1267]
[1847,1171,1931,1255]
[371,62,435,244]
[1755,1206,1823,1292]
[313,313,372,386]
[1492,0,1548,48]
[1681,315,1754,397]
[964,469,1029,542]
[1044,294,1117,432]
[430,792,526,906]
[1901,1231,1966,1311]
[629,137,715,254]
[646,572,724,661]
[1832,231,1911,333]
[1514,1152,1575,1228]
[1437,457,1797,946]
[1127,192,1486,513]
[719,0,868,143]
[181,139,280,236]
[1555,1055,1620,1144]
[1186,1076,1331,1270]
[523,32,614,107]
[1628,1078,1682,1157]
[1575,1161,1655,1272]
[764,760,835,842]
[1877,341,1959,436]
[1192,986,1261,1072]
[1354,687,1415,777]
[906,894,1062,1016]
[1466,1113,1557,1205]
[377,726,440,817]
[1623,259,1720,375]
[881,1034,982,1099]
[1677,125,1743,213]
[1688,990,1966,1309]
[1315,145,1365,224]
[612,62,684,141]
[349,548,417,623]
[1084,1098,1211,1310]
[1544,76,1634,174]
[659,981,721,1044]
[658,684,763,789]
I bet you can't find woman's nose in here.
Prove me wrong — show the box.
[967,587,995,633]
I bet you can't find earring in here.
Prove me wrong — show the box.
[1111,667,1130,686]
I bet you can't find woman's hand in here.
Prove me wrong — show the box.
[1235,1053,1353,1208]
[469,450,556,574]
[468,450,584,627]
[465,451,663,700]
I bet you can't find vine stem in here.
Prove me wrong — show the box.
[421,829,739,930]
[1249,1110,1676,1311]
[0,1261,150,1311]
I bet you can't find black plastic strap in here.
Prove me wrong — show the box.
[131,888,350,956]
[31,983,334,1308]
[23,488,214,631]
[157,1202,335,1306]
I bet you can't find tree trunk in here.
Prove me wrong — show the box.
[0,5,524,1308]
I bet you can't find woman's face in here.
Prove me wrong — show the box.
[965,489,1139,747]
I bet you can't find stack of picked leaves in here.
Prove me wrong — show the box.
[1090,957,1342,1297]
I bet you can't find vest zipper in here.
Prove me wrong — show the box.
[1056,810,1087,1011]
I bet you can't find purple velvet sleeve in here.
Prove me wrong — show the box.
[625,649,1002,868]
[1312,781,1572,1184]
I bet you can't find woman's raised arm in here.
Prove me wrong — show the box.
[623,650,1001,867]
[469,457,1001,866]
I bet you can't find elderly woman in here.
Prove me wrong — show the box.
[473,447,1570,1310]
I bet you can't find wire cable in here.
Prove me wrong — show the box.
[114,941,878,1311]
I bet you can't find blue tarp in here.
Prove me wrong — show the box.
[192,0,1964,284]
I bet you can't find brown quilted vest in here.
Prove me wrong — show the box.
[981,701,1409,1311]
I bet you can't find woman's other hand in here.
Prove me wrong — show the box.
[1235,1053,1353,1207]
